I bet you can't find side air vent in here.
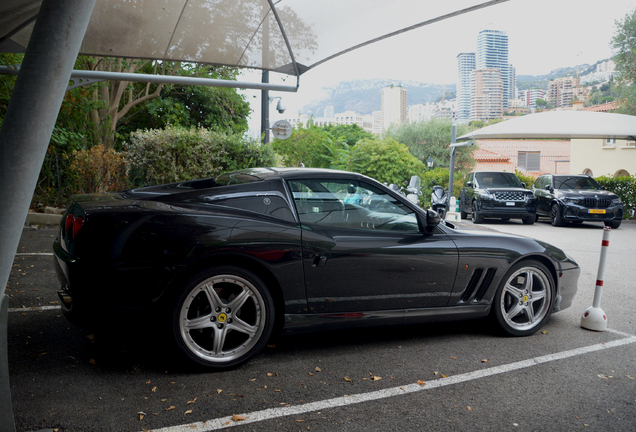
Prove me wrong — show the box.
[461,268,483,303]
[460,268,497,303]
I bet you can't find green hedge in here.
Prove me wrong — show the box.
[126,125,275,187]
[595,175,636,217]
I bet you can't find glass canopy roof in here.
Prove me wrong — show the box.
[1,0,509,76]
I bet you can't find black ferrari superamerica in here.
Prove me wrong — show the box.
[53,168,580,369]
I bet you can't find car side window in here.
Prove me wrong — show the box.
[288,179,420,232]
[199,193,295,222]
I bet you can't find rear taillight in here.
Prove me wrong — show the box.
[64,214,84,239]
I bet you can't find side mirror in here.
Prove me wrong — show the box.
[521,182,526,188]
[466,181,473,188]
[545,185,551,191]
[424,208,440,233]
[601,186,606,190]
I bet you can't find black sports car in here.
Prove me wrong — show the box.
[53,168,580,369]
[532,174,623,228]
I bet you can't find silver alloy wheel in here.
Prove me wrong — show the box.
[178,274,266,364]
[499,266,552,332]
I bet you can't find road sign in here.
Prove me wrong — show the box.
[271,120,292,140]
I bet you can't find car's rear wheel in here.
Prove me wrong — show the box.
[492,260,554,336]
[471,202,484,224]
[460,205,467,219]
[604,219,621,229]
[172,267,274,369]
[522,216,535,225]
[550,203,564,227]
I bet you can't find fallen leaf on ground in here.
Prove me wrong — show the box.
[626,375,634,380]
[450,356,457,359]
[295,419,304,422]
[481,359,488,363]
[267,373,273,377]
[417,380,426,386]
[89,359,96,365]
[541,331,548,334]
[217,389,222,394]
[344,377,353,383]
[308,372,314,376]
[187,398,197,404]
[467,406,472,411]
[441,374,448,378]
[315,367,321,372]
[166,406,175,411]
[184,410,192,415]
[151,386,157,392]
[372,376,382,381]
[232,414,246,422]
[598,374,613,379]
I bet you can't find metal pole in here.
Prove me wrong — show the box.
[447,124,458,211]
[0,1,96,430]
[261,8,270,144]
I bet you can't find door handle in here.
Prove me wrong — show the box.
[312,254,327,267]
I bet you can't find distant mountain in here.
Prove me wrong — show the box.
[301,59,611,116]
[517,59,610,90]
[299,79,455,117]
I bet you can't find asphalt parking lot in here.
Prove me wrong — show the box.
[5,219,636,432]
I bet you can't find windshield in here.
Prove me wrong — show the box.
[554,176,600,190]
[475,172,523,188]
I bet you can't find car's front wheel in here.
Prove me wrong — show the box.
[604,219,621,229]
[522,216,535,225]
[550,203,564,227]
[492,260,554,336]
[172,267,274,369]
[471,202,484,224]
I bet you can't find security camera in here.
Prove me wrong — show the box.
[276,99,286,114]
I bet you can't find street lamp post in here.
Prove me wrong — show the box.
[426,156,434,170]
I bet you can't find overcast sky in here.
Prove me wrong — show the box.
[240,0,635,137]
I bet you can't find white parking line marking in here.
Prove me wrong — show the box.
[15,253,54,256]
[150,334,636,432]
[8,305,61,313]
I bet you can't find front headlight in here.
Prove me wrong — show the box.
[561,197,580,204]
[479,190,493,199]
[612,197,622,205]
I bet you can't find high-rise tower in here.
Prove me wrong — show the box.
[381,86,407,131]
[476,29,513,109]
[457,53,476,122]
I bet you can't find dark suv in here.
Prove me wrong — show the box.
[532,174,623,228]
[459,171,536,224]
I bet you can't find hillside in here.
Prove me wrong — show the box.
[300,59,612,115]
[300,79,455,117]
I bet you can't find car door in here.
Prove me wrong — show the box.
[288,178,459,314]
[534,175,554,216]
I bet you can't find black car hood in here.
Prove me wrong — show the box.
[555,189,618,199]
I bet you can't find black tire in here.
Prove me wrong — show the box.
[492,260,555,336]
[172,266,275,369]
[522,216,535,225]
[460,206,468,220]
[604,219,621,229]
[471,201,484,224]
[550,203,564,227]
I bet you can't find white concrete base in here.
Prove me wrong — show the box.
[581,306,608,332]
[445,212,460,222]
[27,212,62,226]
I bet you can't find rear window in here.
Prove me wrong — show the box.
[215,168,279,186]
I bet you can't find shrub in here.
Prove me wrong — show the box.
[69,145,129,194]
[126,125,276,186]
[595,174,636,217]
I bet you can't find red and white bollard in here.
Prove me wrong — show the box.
[581,226,611,331]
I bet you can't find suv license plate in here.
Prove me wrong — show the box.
[589,209,606,214]
[506,202,515,206]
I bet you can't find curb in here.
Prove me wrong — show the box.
[27,212,62,226]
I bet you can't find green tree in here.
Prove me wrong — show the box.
[352,137,425,186]
[611,8,636,115]
[271,124,328,167]
[384,118,475,172]
[320,123,374,147]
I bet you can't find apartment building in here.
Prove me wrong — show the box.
[548,76,580,108]
[470,68,503,121]
[381,86,407,131]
